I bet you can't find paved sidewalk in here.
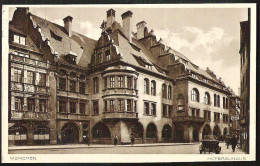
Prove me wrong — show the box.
[8,142,199,151]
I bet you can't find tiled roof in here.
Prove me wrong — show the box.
[29,14,97,68]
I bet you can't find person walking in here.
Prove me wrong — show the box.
[230,135,238,152]
[114,135,118,146]
[225,135,230,149]
[86,135,90,146]
[131,136,135,146]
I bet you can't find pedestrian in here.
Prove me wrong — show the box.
[114,135,118,146]
[131,136,135,146]
[86,135,90,146]
[225,135,230,149]
[230,135,238,152]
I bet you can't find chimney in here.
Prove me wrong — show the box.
[106,9,116,29]
[136,21,147,39]
[16,7,29,15]
[121,10,133,42]
[63,16,73,37]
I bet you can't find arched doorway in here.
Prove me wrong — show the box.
[146,123,157,143]
[130,122,144,144]
[223,127,228,136]
[33,126,50,145]
[202,124,212,139]
[8,125,27,145]
[174,125,184,142]
[92,122,111,144]
[61,123,79,144]
[213,125,221,138]
[162,124,173,142]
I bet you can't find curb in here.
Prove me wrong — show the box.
[8,143,199,151]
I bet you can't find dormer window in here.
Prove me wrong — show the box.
[145,64,152,70]
[203,78,208,83]
[65,53,77,64]
[14,34,25,45]
[105,50,111,61]
[191,73,197,79]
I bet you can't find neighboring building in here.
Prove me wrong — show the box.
[239,9,250,153]
[8,7,231,145]
[229,91,240,138]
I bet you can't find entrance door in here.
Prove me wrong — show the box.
[61,123,79,144]
[193,130,199,142]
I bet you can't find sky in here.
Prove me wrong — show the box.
[8,6,248,95]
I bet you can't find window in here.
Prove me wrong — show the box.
[110,100,115,112]
[14,34,25,45]
[151,103,156,116]
[118,99,124,112]
[93,77,99,93]
[191,73,197,79]
[192,108,200,117]
[93,101,99,115]
[151,80,156,96]
[144,78,149,94]
[214,94,216,106]
[127,100,132,112]
[133,101,137,112]
[226,98,229,109]
[204,92,210,105]
[70,101,76,114]
[118,76,124,88]
[145,64,152,70]
[168,85,172,99]
[27,71,34,84]
[15,97,23,111]
[163,104,167,117]
[13,69,22,82]
[79,82,85,94]
[217,95,220,107]
[39,99,46,112]
[98,53,102,63]
[39,73,46,86]
[223,114,228,123]
[192,108,196,117]
[144,102,149,115]
[104,100,108,112]
[191,88,199,102]
[127,76,132,89]
[27,98,35,112]
[59,78,66,91]
[223,97,226,109]
[204,110,211,121]
[110,76,115,88]
[134,78,137,90]
[79,103,85,115]
[168,105,173,117]
[214,113,220,122]
[162,84,167,98]
[70,80,76,92]
[59,99,66,113]
[105,50,111,61]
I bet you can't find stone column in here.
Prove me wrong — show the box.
[143,127,146,143]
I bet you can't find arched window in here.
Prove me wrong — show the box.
[168,85,172,99]
[151,80,156,96]
[93,77,99,94]
[204,92,210,105]
[144,78,150,94]
[162,84,167,98]
[191,88,199,102]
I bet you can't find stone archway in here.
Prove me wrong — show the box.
[202,124,212,139]
[61,122,79,144]
[130,122,144,144]
[146,123,157,143]
[8,125,28,145]
[213,125,221,138]
[162,124,173,143]
[91,122,111,144]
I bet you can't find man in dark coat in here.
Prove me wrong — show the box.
[230,135,238,152]
[225,135,230,149]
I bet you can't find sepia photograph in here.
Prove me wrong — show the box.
[1,3,256,163]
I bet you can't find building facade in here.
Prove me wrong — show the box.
[8,7,231,145]
[239,9,250,153]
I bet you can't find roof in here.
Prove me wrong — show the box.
[29,14,97,68]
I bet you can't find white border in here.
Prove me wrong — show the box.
[2,3,257,163]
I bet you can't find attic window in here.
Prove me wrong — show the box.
[50,30,62,41]
[65,54,77,64]
[145,64,152,70]
[203,78,208,83]
[191,73,197,79]
[14,34,26,45]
